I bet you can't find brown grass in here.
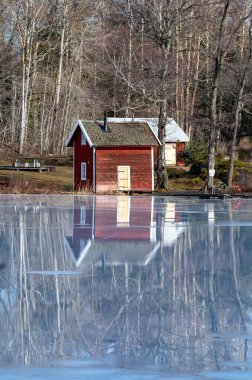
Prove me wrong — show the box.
[168,175,204,191]
[0,166,73,194]
[0,167,205,194]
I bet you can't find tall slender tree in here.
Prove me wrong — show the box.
[228,20,252,188]
[110,0,201,189]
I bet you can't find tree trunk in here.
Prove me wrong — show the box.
[207,1,230,190]
[156,100,168,189]
[228,21,252,188]
[125,0,133,117]
[11,79,17,146]
[227,87,244,189]
[50,2,68,153]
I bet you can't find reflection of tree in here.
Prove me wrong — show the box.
[0,197,251,372]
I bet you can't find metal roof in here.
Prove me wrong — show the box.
[107,117,190,143]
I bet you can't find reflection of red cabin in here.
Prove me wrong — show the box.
[65,196,159,267]
[65,120,160,193]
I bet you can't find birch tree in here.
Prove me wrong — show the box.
[227,20,252,188]
[206,0,252,190]
[1,0,252,163]
[13,0,46,154]
[207,1,231,190]
[45,0,69,153]
[110,0,201,189]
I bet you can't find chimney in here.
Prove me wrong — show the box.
[104,111,108,132]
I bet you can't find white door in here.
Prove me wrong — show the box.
[118,166,130,191]
[165,144,177,165]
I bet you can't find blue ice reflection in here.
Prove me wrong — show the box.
[0,195,251,380]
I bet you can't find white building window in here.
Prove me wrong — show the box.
[80,206,86,225]
[81,162,86,180]
[81,132,86,145]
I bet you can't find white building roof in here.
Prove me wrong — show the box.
[107,117,190,143]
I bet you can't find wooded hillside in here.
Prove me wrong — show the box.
[0,0,252,187]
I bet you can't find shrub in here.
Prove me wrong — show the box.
[192,177,202,185]
[236,168,252,185]
[189,161,207,175]
[180,141,208,164]
[212,159,252,183]
[167,168,181,178]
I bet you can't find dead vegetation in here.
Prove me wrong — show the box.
[0,160,73,194]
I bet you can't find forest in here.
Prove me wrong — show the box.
[0,0,252,189]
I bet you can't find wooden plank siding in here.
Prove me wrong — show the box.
[176,142,185,166]
[74,128,93,191]
[95,147,152,192]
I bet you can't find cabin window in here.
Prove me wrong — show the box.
[80,206,86,225]
[81,162,86,180]
[81,132,86,145]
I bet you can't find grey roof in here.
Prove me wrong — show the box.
[66,120,160,147]
[65,238,160,267]
[107,117,190,143]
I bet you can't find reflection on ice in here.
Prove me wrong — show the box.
[0,195,251,379]
[26,271,78,275]
[0,365,202,380]
[65,197,161,268]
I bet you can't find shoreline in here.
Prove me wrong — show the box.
[0,189,250,198]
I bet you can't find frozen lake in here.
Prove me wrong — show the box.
[0,194,252,379]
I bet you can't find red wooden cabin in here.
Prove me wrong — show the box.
[107,117,189,166]
[66,119,160,192]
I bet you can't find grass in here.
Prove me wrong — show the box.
[167,175,205,191]
[0,165,203,194]
[0,167,248,194]
[0,166,73,193]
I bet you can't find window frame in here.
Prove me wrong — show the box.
[81,162,87,180]
[80,206,86,225]
[81,132,86,145]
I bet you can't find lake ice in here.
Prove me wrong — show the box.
[0,194,252,380]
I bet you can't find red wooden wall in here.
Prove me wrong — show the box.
[176,142,185,166]
[95,147,153,192]
[74,128,93,191]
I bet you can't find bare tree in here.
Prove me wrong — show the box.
[206,0,252,190]
[12,0,46,153]
[207,0,231,190]
[228,20,252,188]
[110,0,201,189]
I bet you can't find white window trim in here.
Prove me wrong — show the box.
[81,162,86,180]
[81,132,86,145]
[80,206,86,225]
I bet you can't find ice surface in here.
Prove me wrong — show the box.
[0,195,251,379]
